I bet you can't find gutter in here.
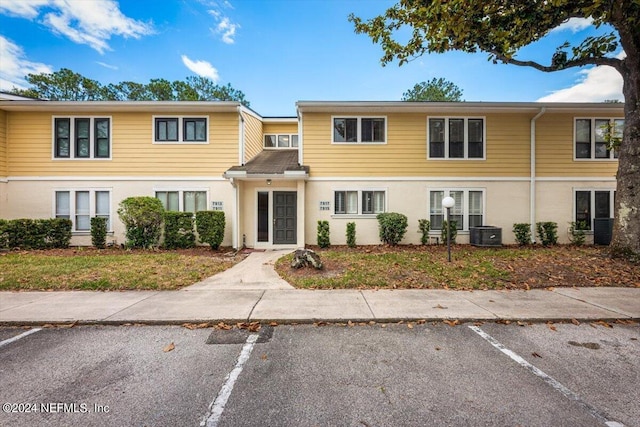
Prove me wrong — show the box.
[530,107,546,243]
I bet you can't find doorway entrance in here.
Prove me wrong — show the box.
[256,190,297,246]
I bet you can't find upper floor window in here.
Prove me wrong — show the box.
[575,118,623,160]
[54,117,111,159]
[155,190,207,213]
[334,190,386,215]
[575,189,615,230]
[333,117,386,143]
[153,117,208,143]
[55,189,111,232]
[429,189,484,231]
[428,117,484,159]
[264,134,299,148]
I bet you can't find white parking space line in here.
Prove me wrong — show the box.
[469,326,625,427]
[200,333,259,427]
[0,328,42,348]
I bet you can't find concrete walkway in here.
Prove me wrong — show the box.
[0,250,638,325]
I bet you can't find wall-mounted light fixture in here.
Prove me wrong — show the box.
[266,179,272,185]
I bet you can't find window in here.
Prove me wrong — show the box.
[575,118,623,160]
[575,189,615,230]
[333,117,386,143]
[55,190,111,232]
[155,190,207,213]
[153,117,208,143]
[54,117,111,159]
[428,117,484,159]
[264,134,299,148]
[429,189,484,231]
[334,190,386,215]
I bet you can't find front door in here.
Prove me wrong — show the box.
[273,191,296,244]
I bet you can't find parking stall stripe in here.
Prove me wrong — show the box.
[469,326,625,427]
[200,333,259,427]
[0,328,42,348]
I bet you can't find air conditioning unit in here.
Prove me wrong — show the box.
[470,226,502,247]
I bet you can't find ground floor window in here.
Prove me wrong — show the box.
[575,189,615,230]
[334,190,386,215]
[55,190,111,232]
[429,189,484,231]
[155,190,207,213]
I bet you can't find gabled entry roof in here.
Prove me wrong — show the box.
[224,150,309,179]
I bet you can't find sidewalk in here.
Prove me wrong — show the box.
[1,251,638,325]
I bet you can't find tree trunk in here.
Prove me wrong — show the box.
[611,36,640,261]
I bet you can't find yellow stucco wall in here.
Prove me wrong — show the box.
[6,111,240,176]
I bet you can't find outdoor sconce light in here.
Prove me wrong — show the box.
[267,179,272,185]
[442,196,455,262]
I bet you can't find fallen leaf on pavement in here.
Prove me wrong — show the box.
[407,323,414,329]
[547,322,557,331]
[571,319,580,326]
[163,342,175,352]
[443,319,459,327]
[269,321,279,327]
[532,352,542,358]
[433,304,448,309]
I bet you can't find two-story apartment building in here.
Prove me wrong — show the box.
[0,97,622,248]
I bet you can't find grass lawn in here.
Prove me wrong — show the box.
[275,245,640,290]
[0,247,243,291]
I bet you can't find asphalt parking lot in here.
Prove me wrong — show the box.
[0,322,638,427]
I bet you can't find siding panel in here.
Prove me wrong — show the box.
[242,111,263,163]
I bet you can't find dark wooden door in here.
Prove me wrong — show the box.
[273,192,296,244]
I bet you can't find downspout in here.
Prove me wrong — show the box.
[238,106,245,165]
[229,177,239,249]
[297,106,304,164]
[530,107,546,243]
[234,105,245,250]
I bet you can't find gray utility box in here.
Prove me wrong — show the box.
[470,226,502,247]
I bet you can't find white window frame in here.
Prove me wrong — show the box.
[264,133,299,149]
[427,188,486,232]
[573,188,616,231]
[574,117,623,161]
[152,116,209,144]
[53,189,112,233]
[154,189,209,213]
[331,116,387,144]
[332,189,387,217]
[52,116,112,160]
[427,117,486,160]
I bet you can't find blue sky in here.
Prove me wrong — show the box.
[0,0,624,116]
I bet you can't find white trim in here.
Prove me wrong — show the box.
[151,115,209,144]
[309,176,530,182]
[332,188,387,216]
[573,117,623,161]
[263,133,299,149]
[0,178,8,183]
[426,116,486,160]
[238,107,245,165]
[153,188,209,212]
[536,177,617,182]
[262,117,297,123]
[53,188,113,232]
[51,115,113,160]
[427,188,486,232]
[531,108,546,243]
[298,112,304,164]
[8,176,226,182]
[238,105,263,121]
[331,115,387,144]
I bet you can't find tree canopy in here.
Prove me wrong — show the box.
[9,68,250,106]
[350,1,640,261]
[402,78,463,101]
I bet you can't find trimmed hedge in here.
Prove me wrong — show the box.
[317,220,330,248]
[536,221,558,246]
[377,212,408,246]
[118,197,165,249]
[164,211,196,249]
[512,223,532,246]
[196,211,225,249]
[91,217,108,249]
[0,218,72,249]
[346,222,356,248]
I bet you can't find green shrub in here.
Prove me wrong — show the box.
[117,197,165,248]
[196,211,225,249]
[346,222,356,248]
[377,212,408,246]
[440,219,458,244]
[90,217,108,249]
[418,219,431,245]
[513,223,532,246]
[1,218,71,249]
[317,220,330,248]
[0,219,7,249]
[568,221,587,246]
[536,221,558,246]
[164,211,196,249]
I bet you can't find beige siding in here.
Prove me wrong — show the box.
[263,122,298,135]
[0,110,6,177]
[302,112,531,177]
[7,111,239,176]
[242,111,263,163]
[536,113,619,178]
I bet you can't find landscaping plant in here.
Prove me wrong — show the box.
[118,197,165,249]
[440,219,458,244]
[346,222,356,248]
[164,211,196,249]
[418,219,431,245]
[536,221,558,246]
[317,220,330,248]
[568,221,587,246]
[377,212,408,246]
[513,223,532,246]
[196,211,225,250]
[91,217,108,249]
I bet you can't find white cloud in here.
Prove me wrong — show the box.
[550,17,594,34]
[0,35,52,91]
[537,65,623,103]
[181,55,220,82]
[216,17,239,44]
[0,0,154,54]
[96,61,118,70]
